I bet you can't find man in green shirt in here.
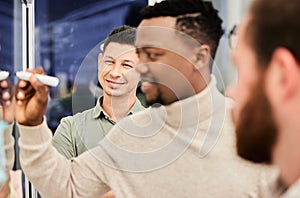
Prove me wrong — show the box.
[52,25,145,159]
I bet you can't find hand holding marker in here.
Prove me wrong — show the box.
[0,71,59,87]
[16,71,59,87]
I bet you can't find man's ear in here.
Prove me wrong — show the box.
[192,44,211,71]
[266,48,300,101]
[98,53,103,71]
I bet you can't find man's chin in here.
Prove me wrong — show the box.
[236,140,273,164]
[235,114,275,164]
[146,99,163,108]
[144,88,165,107]
[235,96,277,164]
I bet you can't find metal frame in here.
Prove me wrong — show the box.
[21,0,38,197]
[21,0,35,70]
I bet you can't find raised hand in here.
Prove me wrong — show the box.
[15,67,49,126]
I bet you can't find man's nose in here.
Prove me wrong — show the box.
[109,64,122,77]
[135,63,149,74]
[225,84,237,100]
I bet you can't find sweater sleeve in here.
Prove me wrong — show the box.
[0,122,14,189]
[18,119,110,198]
[4,123,14,174]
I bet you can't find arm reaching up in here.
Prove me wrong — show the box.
[16,67,110,197]
[15,67,48,126]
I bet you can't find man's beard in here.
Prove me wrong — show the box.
[235,79,278,163]
[146,89,164,108]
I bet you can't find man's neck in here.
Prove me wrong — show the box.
[101,93,136,122]
[273,127,300,187]
[193,69,211,94]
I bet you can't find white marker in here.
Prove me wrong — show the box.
[16,71,59,87]
[0,71,9,81]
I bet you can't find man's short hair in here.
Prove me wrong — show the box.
[103,25,137,52]
[247,0,300,67]
[140,0,223,61]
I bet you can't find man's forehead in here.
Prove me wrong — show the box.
[104,42,136,57]
[136,17,176,49]
[232,15,260,75]
[136,27,177,49]
[238,16,251,39]
[136,18,200,52]
[139,17,176,28]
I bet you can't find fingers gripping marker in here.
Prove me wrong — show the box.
[16,71,59,87]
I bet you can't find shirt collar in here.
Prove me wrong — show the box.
[92,96,144,119]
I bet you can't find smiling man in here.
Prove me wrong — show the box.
[51,25,144,198]
[52,25,144,159]
[227,0,300,197]
[15,0,269,197]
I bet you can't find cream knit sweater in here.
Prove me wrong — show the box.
[18,76,271,198]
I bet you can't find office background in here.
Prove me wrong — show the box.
[0,0,253,197]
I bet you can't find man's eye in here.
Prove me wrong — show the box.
[136,49,140,57]
[146,52,163,60]
[104,60,114,65]
[123,64,133,68]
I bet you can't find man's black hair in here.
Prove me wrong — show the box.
[103,25,136,52]
[140,0,223,61]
